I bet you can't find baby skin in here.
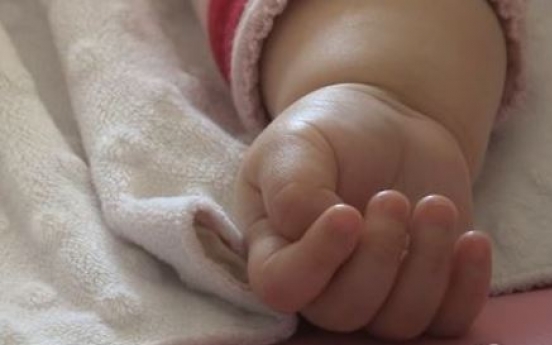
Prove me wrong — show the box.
[235,0,507,340]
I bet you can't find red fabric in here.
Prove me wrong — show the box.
[208,0,248,81]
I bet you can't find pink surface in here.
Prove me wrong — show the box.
[281,289,552,345]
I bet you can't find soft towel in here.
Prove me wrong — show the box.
[0,0,294,344]
[0,0,551,344]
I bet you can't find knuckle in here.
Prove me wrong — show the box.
[422,249,452,275]
[269,182,326,241]
[269,182,302,238]
[371,229,408,265]
[309,245,341,273]
[414,231,455,273]
[270,182,300,216]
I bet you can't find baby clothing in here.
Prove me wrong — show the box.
[197,0,528,132]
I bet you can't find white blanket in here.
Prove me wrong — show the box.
[0,0,549,344]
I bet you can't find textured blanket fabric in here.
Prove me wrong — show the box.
[0,0,550,344]
[0,0,294,344]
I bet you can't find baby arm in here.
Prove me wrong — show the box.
[236,0,507,340]
[261,0,506,179]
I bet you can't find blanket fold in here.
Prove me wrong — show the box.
[45,0,257,310]
[0,0,295,344]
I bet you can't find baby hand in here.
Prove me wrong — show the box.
[235,84,491,340]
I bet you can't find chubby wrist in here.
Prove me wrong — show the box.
[260,0,503,182]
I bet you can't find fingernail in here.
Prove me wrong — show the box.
[368,190,410,223]
[416,195,458,229]
[463,231,492,265]
[328,204,362,237]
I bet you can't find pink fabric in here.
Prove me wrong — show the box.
[207,0,527,133]
[487,0,528,122]
[208,0,247,80]
[280,289,552,345]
